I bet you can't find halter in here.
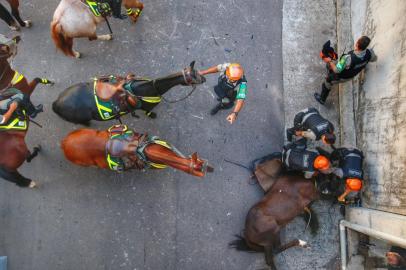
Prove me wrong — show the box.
[161,68,198,104]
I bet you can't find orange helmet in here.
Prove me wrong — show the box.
[346,178,362,191]
[226,63,244,81]
[313,155,330,171]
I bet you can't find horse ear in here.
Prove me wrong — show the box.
[190,61,196,70]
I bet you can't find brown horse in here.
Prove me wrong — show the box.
[0,36,53,187]
[229,155,319,269]
[61,125,214,177]
[50,0,144,58]
[0,0,31,31]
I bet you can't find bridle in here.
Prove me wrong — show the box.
[161,68,199,103]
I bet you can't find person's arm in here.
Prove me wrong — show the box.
[226,82,247,124]
[227,100,244,124]
[199,65,219,76]
[1,102,18,124]
[298,130,316,140]
[324,55,350,74]
[369,48,378,62]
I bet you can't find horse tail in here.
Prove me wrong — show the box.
[0,165,31,187]
[50,21,75,57]
[228,234,261,253]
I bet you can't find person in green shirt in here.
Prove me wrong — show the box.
[315,36,377,105]
[199,63,247,124]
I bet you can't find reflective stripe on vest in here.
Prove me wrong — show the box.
[301,110,332,140]
[0,110,27,131]
[341,152,363,179]
[86,0,101,16]
[11,71,24,86]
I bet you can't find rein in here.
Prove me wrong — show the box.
[161,69,197,104]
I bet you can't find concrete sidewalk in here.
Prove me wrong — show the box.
[282,0,342,269]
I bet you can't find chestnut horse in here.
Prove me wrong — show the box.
[52,61,206,125]
[50,0,144,57]
[0,0,31,31]
[229,156,319,269]
[61,126,214,177]
[0,36,53,187]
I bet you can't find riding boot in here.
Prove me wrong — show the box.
[26,102,43,118]
[314,83,330,105]
[111,0,127,19]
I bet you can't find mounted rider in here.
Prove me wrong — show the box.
[282,139,333,179]
[199,63,247,124]
[331,147,364,202]
[286,107,336,146]
[0,88,43,125]
[314,36,377,105]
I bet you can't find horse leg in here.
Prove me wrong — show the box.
[0,165,36,188]
[140,102,158,119]
[273,239,308,255]
[88,33,113,42]
[264,246,277,270]
[0,3,19,30]
[8,0,31,27]
[26,145,41,163]
[124,0,144,23]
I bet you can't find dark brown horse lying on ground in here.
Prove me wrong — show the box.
[0,36,53,187]
[0,0,31,31]
[61,125,214,177]
[229,154,319,269]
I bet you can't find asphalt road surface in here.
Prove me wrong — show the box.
[0,0,284,269]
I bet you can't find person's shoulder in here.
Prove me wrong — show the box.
[367,48,378,62]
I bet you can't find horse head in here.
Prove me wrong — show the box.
[188,152,214,177]
[0,35,20,60]
[182,61,206,86]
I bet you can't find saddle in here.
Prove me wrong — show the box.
[254,158,283,193]
[105,125,148,171]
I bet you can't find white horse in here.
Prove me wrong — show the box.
[50,0,143,58]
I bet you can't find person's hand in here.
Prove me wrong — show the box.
[226,112,237,124]
[295,131,303,136]
[322,57,332,63]
[386,252,402,266]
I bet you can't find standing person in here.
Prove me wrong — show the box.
[286,107,336,145]
[0,88,43,124]
[199,63,247,124]
[314,36,377,105]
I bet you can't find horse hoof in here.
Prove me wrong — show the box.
[9,25,20,31]
[73,51,81,58]
[29,181,37,188]
[298,239,309,248]
[34,145,42,152]
[107,34,113,40]
[24,20,32,28]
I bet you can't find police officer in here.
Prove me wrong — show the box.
[0,88,43,124]
[331,147,364,202]
[286,107,336,146]
[315,36,377,105]
[199,63,247,124]
[282,139,333,179]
